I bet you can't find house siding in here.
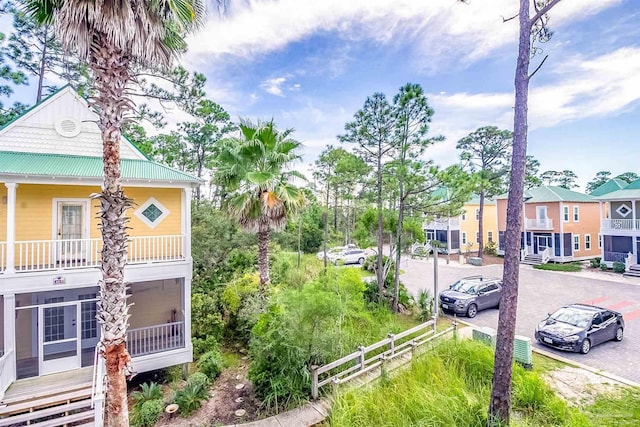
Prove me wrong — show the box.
[563,202,601,258]
[129,279,183,329]
[460,202,498,249]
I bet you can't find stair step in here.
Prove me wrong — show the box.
[623,271,640,277]
[1,382,91,406]
[0,399,92,426]
[28,409,94,427]
[0,388,92,417]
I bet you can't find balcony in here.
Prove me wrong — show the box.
[423,217,460,230]
[0,235,185,274]
[525,218,553,230]
[601,219,640,232]
[127,321,185,358]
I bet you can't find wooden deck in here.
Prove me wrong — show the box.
[2,366,93,404]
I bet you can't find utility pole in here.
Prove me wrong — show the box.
[433,240,439,318]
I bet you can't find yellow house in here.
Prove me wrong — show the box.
[0,87,200,419]
[459,196,498,253]
[422,195,498,255]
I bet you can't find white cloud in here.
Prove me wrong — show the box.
[260,77,287,96]
[187,0,621,72]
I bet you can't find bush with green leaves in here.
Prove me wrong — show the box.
[613,261,626,273]
[131,399,164,427]
[174,373,210,417]
[191,292,224,358]
[198,349,224,381]
[248,268,417,411]
[417,289,433,322]
[220,273,263,342]
[130,381,163,411]
[600,262,609,271]
[483,240,497,256]
[589,257,602,268]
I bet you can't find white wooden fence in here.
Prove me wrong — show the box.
[311,319,457,399]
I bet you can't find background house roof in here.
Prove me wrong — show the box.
[594,178,640,200]
[497,186,595,203]
[466,195,496,205]
[0,151,201,184]
[589,178,628,196]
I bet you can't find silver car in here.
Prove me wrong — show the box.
[439,276,502,318]
[331,249,367,265]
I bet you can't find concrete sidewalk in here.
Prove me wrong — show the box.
[222,399,330,427]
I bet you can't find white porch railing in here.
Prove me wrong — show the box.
[525,218,553,229]
[541,248,551,264]
[600,219,639,231]
[604,251,628,263]
[0,350,16,401]
[423,217,460,231]
[7,235,184,273]
[625,252,634,272]
[126,321,185,358]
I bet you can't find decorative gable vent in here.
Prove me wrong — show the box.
[55,117,81,138]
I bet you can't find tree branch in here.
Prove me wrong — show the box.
[528,55,549,80]
[530,0,563,27]
[501,13,519,23]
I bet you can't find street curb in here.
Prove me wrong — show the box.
[454,317,640,388]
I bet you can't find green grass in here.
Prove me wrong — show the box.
[327,339,640,427]
[534,262,582,272]
[531,352,566,374]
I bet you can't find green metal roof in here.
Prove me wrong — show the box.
[589,178,628,196]
[497,186,595,203]
[0,151,201,184]
[594,179,640,200]
[466,195,496,205]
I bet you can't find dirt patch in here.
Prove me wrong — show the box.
[542,366,626,406]
[155,359,263,427]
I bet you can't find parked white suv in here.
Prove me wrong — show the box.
[330,249,367,265]
[317,244,357,260]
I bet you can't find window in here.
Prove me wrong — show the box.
[484,284,499,292]
[79,293,97,340]
[44,297,64,342]
[598,234,602,249]
[488,231,493,243]
[475,209,480,220]
[573,206,579,222]
[573,234,580,251]
[476,232,480,243]
[461,210,466,221]
[134,197,170,229]
[585,234,591,250]
[462,232,467,244]
[563,206,569,222]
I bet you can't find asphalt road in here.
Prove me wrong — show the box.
[400,256,640,384]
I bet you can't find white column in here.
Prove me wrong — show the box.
[181,187,192,261]
[632,200,637,230]
[559,202,564,260]
[4,294,16,388]
[5,183,17,274]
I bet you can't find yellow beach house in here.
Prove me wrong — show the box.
[0,87,200,424]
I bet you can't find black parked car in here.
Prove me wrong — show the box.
[535,304,624,354]
[439,276,502,318]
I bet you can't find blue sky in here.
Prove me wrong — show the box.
[3,0,639,191]
[181,0,640,191]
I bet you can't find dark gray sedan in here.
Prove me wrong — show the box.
[535,304,625,354]
[439,275,502,318]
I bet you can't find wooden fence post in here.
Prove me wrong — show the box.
[311,365,319,400]
[358,345,365,370]
[388,333,395,356]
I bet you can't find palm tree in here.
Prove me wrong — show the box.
[215,119,306,288]
[23,1,205,425]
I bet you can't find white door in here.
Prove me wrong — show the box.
[536,206,547,220]
[56,201,88,262]
[39,300,81,375]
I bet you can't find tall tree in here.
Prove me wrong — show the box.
[616,171,639,184]
[333,151,370,245]
[390,83,440,312]
[2,4,89,102]
[524,155,542,188]
[540,170,561,185]
[339,93,396,299]
[456,126,512,258]
[557,169,578,189]
[24,1,205,425]
[214,119,306,288]
[489,0,563,424]
[0,8,28,120]
[586,170,612,193]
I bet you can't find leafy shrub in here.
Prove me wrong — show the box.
[483,240,497,256]
[198,350,224,381]
[600,262,609,271]
[131,399,164,427]
[589,257,602,268]
[191,292,224,356]
[417,289,433,322]
[130,381,163,411]
[221,273,260,316]
[220,273,263,343]
[192,335,219,360]
[362,255,395,274]
[613,261,626,273]
[175,374,210,417]
[234,292,268,342]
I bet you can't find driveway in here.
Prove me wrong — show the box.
[400,256,640,383]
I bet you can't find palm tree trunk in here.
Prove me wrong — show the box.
[90,34,133,427]
[258,229,270,288]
